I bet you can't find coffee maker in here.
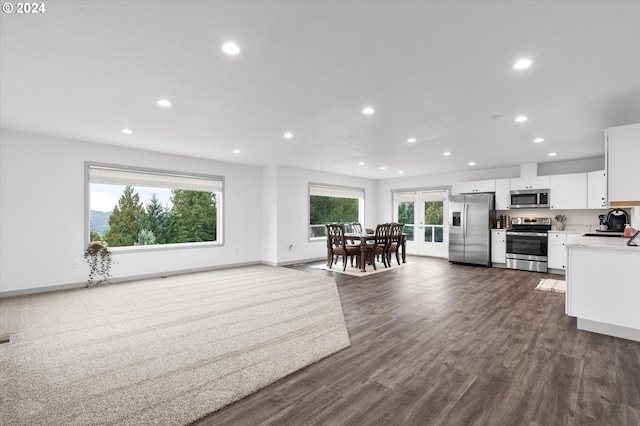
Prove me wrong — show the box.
[601,208,629,232]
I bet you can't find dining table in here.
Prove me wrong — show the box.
[335,232,406,272]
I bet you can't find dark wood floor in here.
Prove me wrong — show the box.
[194,256,640,426]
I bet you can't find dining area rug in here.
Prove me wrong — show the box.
[311,260,413,277]
[0,265,350,426]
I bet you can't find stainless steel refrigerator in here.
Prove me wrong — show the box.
[448,193,495,266]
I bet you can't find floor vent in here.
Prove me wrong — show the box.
[0,334,11,345]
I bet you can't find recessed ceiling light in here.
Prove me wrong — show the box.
[380,166,386,170]
[398,171,404,174]
[157,99,172,107]
[121,128,133,134]
[513,59,533,70]
[284,132,294,139]
[232,149,240,154]
[443,151,451,156]
[534,138,544,143]
[515,115,528,123]
[468,162,476,166]
[222,42,241,55]
[548,152,557,157]
[357,162,364,166]
[362,107,375,115]
[407,137,417,143]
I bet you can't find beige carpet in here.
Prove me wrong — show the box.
[0,265,350,426]
[311,260,412,277]
[535,278,566,293]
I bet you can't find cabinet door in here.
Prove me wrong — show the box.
[510,176,550,190]
[452,181,477,194]
[509,178,529,190]
[587,170,607,209]
[491,231,506,263]
[550,173,587,210]
[606,123,640,205]
[547,232,567,269]
[453,180,495,194]
[495,179,510,210]
[530,176,550,189]
[475,180,496,193]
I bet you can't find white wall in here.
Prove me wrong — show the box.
[0,130,263,294]
[261,165,278,265]
[274,165,378,265]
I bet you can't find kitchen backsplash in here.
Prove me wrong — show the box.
[495,208,613,231]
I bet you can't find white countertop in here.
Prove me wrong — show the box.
[566,234,639,252]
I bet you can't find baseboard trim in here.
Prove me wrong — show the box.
[0,261,263,298]
[577,318,640,343]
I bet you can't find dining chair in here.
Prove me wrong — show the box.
[326,223,361,271]
[350,222,363,234]
[365,223,391,270]
[386,222,404,266]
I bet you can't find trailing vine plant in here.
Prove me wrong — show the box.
[84,241,113,287]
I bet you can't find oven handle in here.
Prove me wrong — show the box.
[506,231,548,237]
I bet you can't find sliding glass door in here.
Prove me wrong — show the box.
[394,190,448,258]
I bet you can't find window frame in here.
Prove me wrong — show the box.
[308,183,365,241]
[85,162,225,252]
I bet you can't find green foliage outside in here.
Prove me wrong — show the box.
[309,196,358,224]
[96,186,217,247]
[424,201,443,225]
[309,195,359,237]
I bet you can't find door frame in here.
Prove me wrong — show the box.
[392,187,450,258]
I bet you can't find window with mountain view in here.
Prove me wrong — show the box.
[88,165,223,248]
[309,184,364,239]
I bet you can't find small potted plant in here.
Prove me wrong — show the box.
[84,241,113,287]
[555,214,567,231]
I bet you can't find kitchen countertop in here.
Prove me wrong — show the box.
[566,234,639,252]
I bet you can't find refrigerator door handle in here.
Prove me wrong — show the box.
[463,203,467,238]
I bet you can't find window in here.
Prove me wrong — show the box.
[87,164,223,248]
[423,199,444,243]
[395,192,415,241]
[309,184,364,239]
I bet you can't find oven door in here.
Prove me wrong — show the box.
[506,231,548,260]
[506,231,548,272]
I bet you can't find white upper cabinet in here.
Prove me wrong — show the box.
[606,123,640,206]
[495,179,511,210]
[452,179,495,194]
[550,173,587,210]
[510,176,550,190]
[587,170,607,209]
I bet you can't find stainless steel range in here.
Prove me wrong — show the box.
[506,217,552,273]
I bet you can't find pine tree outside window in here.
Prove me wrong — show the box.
[87,164,223,248]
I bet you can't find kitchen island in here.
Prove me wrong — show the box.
[566,235,640,342]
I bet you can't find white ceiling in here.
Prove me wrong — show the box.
[1,1,639,179]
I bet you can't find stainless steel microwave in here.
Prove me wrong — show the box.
[510,189,550,209]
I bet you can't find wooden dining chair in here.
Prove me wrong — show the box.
[350,222,363,234]
[326,223,361,271]
[365,223,391,270]
[386,222,404,266]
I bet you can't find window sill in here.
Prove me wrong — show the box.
[109,241,222,254]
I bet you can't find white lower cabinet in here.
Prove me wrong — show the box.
[491,230,506,264]
[548,232,581,271]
